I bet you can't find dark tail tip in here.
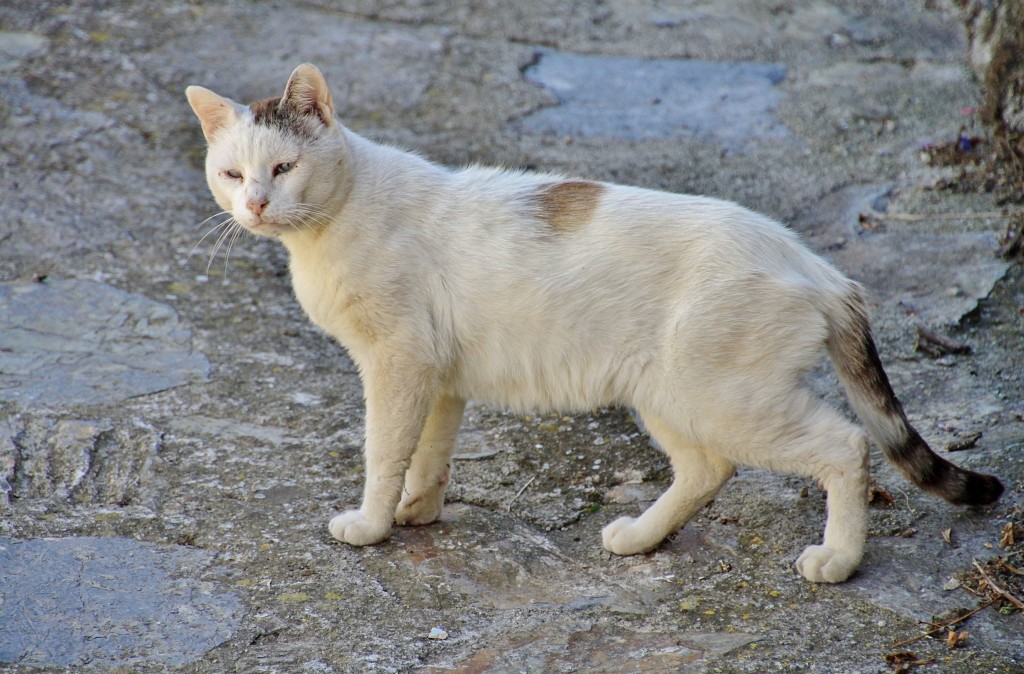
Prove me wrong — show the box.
[947,471,1004,506]
[891,428,1004,506]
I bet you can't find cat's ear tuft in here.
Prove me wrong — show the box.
[282,63,335,127]
[186,86,242,142]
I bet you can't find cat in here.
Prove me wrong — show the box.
[186,63,1003,583]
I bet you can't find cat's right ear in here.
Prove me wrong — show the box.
[186,86,244,142]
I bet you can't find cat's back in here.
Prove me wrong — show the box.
[441,166,831,285]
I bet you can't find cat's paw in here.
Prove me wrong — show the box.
[328,509,391,546]
[394,490,444,526]
[602,516,661,556]
[795,545,860,583]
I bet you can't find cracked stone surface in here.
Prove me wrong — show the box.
[0,537,242,669]
[522,50,789,149]
[0,280,209,406]
[0,415,160,506]
[0,1,1021,672]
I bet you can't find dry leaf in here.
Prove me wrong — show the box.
[999,522,1019,548]
[868,481,895,507]
[942,528,953,545]
[885,651,921,665]
[945,630,968,648]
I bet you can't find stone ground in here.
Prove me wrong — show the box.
[1,1,1022,672]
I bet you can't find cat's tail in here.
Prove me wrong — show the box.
[825,284,1003,506]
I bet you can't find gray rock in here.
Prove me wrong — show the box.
[522,49,789,149]
[0,280,209,406]
[0,536,243,668]
[0,31,48,72]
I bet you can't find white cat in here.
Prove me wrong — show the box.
[186,64,1002,583]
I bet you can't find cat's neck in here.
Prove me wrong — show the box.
[278,130,449,256]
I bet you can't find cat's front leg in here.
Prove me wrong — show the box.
[395,394,466,526]
[329,363,438,546]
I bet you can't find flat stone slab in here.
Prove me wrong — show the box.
[0,280,209,406]
[830,231,1010,326]
[373,504,660,613]
[0,31,49,72]
[522,49,789,149]
[0,536,243,668]
[422,621,760,672]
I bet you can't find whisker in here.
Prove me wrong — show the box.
[189,216,234,263]
[221,221,246,278]
[289,203,334,233]
[192,203,335,277]
[207,218,241,275]
[192,210,231,231]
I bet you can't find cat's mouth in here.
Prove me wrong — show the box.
[244,217,287,236]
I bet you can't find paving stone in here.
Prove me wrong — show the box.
[0,536,243,668]
[0,280,209,406]
[830,231,1010,326]
[522,49,789,149]
[371,504,658,613]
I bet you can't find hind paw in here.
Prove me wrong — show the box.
[395,489,444,526]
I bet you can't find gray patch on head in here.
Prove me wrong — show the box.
[249,96,320,140]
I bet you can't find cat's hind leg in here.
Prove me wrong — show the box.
[742,394,870,583]
[395,394,466,526]
[603,412,735,556]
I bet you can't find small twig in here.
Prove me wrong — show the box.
[1001,559,1024,576]
[453,449,501,461]
[973,558,1024,609]
[945,431,983,453]
[870,210,1006,222]
[891,598,999,648]
[915,325,971,356]
[894,486,914,515]
[507,475,537,512]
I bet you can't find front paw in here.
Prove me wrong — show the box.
[394,489,444,526]
[795,544,860,583]
[328,509,391,546]
[602,516,661,556]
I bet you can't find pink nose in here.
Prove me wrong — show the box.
[247,197,269,216]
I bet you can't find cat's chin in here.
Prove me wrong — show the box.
[244,220,289,237]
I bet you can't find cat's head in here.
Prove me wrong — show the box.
[186,64,350,237]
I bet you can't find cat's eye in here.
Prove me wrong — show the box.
[223,169,242,180]
[274,161,295,176]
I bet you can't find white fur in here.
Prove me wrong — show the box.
[189,65,874,583]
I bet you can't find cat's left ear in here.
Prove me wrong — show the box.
[282,63,335,127]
